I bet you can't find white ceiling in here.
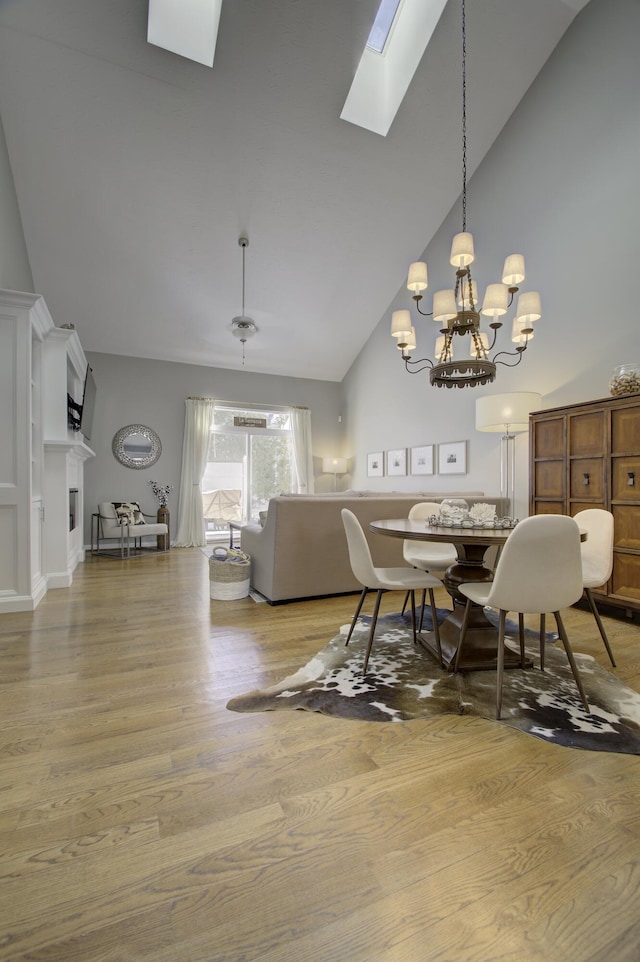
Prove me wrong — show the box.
[0,0,588,382]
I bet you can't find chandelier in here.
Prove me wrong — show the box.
[231,235,257,364]
[391,0,541,389]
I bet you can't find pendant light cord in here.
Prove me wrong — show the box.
[241,242,246,315]
[461,0,467,233]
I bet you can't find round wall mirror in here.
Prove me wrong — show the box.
[112,424,162,469]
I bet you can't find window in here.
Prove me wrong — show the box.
[203,403,293,535]
[366,0,402,54]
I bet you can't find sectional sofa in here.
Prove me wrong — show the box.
[240,491,508,604]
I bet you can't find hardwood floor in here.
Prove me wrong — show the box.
[1,547,639,962]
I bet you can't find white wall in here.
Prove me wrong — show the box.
[341,0,639,519]
[0,113,33,292]
[82,351,345,539]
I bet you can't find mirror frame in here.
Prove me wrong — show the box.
[112,424,162,470]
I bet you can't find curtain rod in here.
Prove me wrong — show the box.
[187,396,308,410]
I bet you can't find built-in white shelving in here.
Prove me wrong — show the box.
[0,290,94,612]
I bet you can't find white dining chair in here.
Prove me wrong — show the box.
[454,514,590,719]
[341,509,443,672]
[401,502,457,629]
[573,508,616,666]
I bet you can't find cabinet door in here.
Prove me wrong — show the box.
[569,410,605,457]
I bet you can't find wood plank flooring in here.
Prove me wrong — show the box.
[1,547,639,962]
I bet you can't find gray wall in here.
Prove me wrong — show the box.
[0,113,33,292]
[83,351,344,540]
[341,0,639,519]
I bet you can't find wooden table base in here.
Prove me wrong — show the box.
[417,603,533,672]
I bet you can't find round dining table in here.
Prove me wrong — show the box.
[369,518,528,672]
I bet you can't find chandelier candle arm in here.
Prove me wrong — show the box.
[390,0,542,389]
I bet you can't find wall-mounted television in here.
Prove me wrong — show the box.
[67,365,97,441]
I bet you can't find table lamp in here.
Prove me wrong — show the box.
[322,457,348,492]
[475,392,542,516]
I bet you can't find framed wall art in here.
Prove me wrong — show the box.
[438,440,467,475]
[367,451,384,477]
[410,444,434,476]
[386,448,407,477]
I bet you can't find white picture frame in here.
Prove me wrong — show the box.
[367,451,384,477]
[438,440,467,475]
[386,448,407,477]
[410,444,434,476]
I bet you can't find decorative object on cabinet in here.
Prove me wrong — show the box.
[112,424,162,469]
[386,448,407,477]
[367,452,384,478]
[530,392,640,617]
[438,441,467,475]
[475,392,541,515]
[389,0,541,388]
[410,445,434,476]
[609,363,640,397]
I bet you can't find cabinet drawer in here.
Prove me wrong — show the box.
[569,411,605,457]
[534,461,564,499]
[612,456,640,501]
[612,505,640,550]
[611,553,640,603]
[570,459,604,500]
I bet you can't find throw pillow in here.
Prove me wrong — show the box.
[112,501,145,525]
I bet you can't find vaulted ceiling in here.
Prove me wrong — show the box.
[0,0,588,381]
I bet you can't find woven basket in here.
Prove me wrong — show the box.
[209,554,251,600]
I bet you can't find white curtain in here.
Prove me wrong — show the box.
[290,406,314,494]
[174,397,215,547]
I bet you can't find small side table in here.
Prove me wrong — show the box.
[157,506,170,551]
[228,520,246,549]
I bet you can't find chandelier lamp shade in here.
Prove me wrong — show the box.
[391,0,542,389]
[231,235,257,364]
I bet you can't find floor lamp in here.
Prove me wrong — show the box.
[322,457,348,492]
[475,392,542,516]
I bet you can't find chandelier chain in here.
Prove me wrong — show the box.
[461,0,467,233]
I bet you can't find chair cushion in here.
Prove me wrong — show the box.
[113,501,145,525]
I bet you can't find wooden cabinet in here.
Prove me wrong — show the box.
[530,393,640,615]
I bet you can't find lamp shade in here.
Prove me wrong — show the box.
[450,232,474,267]
[398,325,416,351]
[434,334,450,361]
[475,392,542,433]
[457,278,479,310]
[391,309,412,339]
[481,283,508,317]
[322,457,347,474]
[515,291,542,325]
[433,289,457,322]
[407,261,428,292]
[512,316,535,345]
[502,254,525,286]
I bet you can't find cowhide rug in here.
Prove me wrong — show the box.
[227,610,640,754]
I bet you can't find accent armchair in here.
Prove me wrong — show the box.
[91,501,169,558]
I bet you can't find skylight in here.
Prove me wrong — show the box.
[147,0,222,68]
[341,0,448,137]
[366,0,402,54]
